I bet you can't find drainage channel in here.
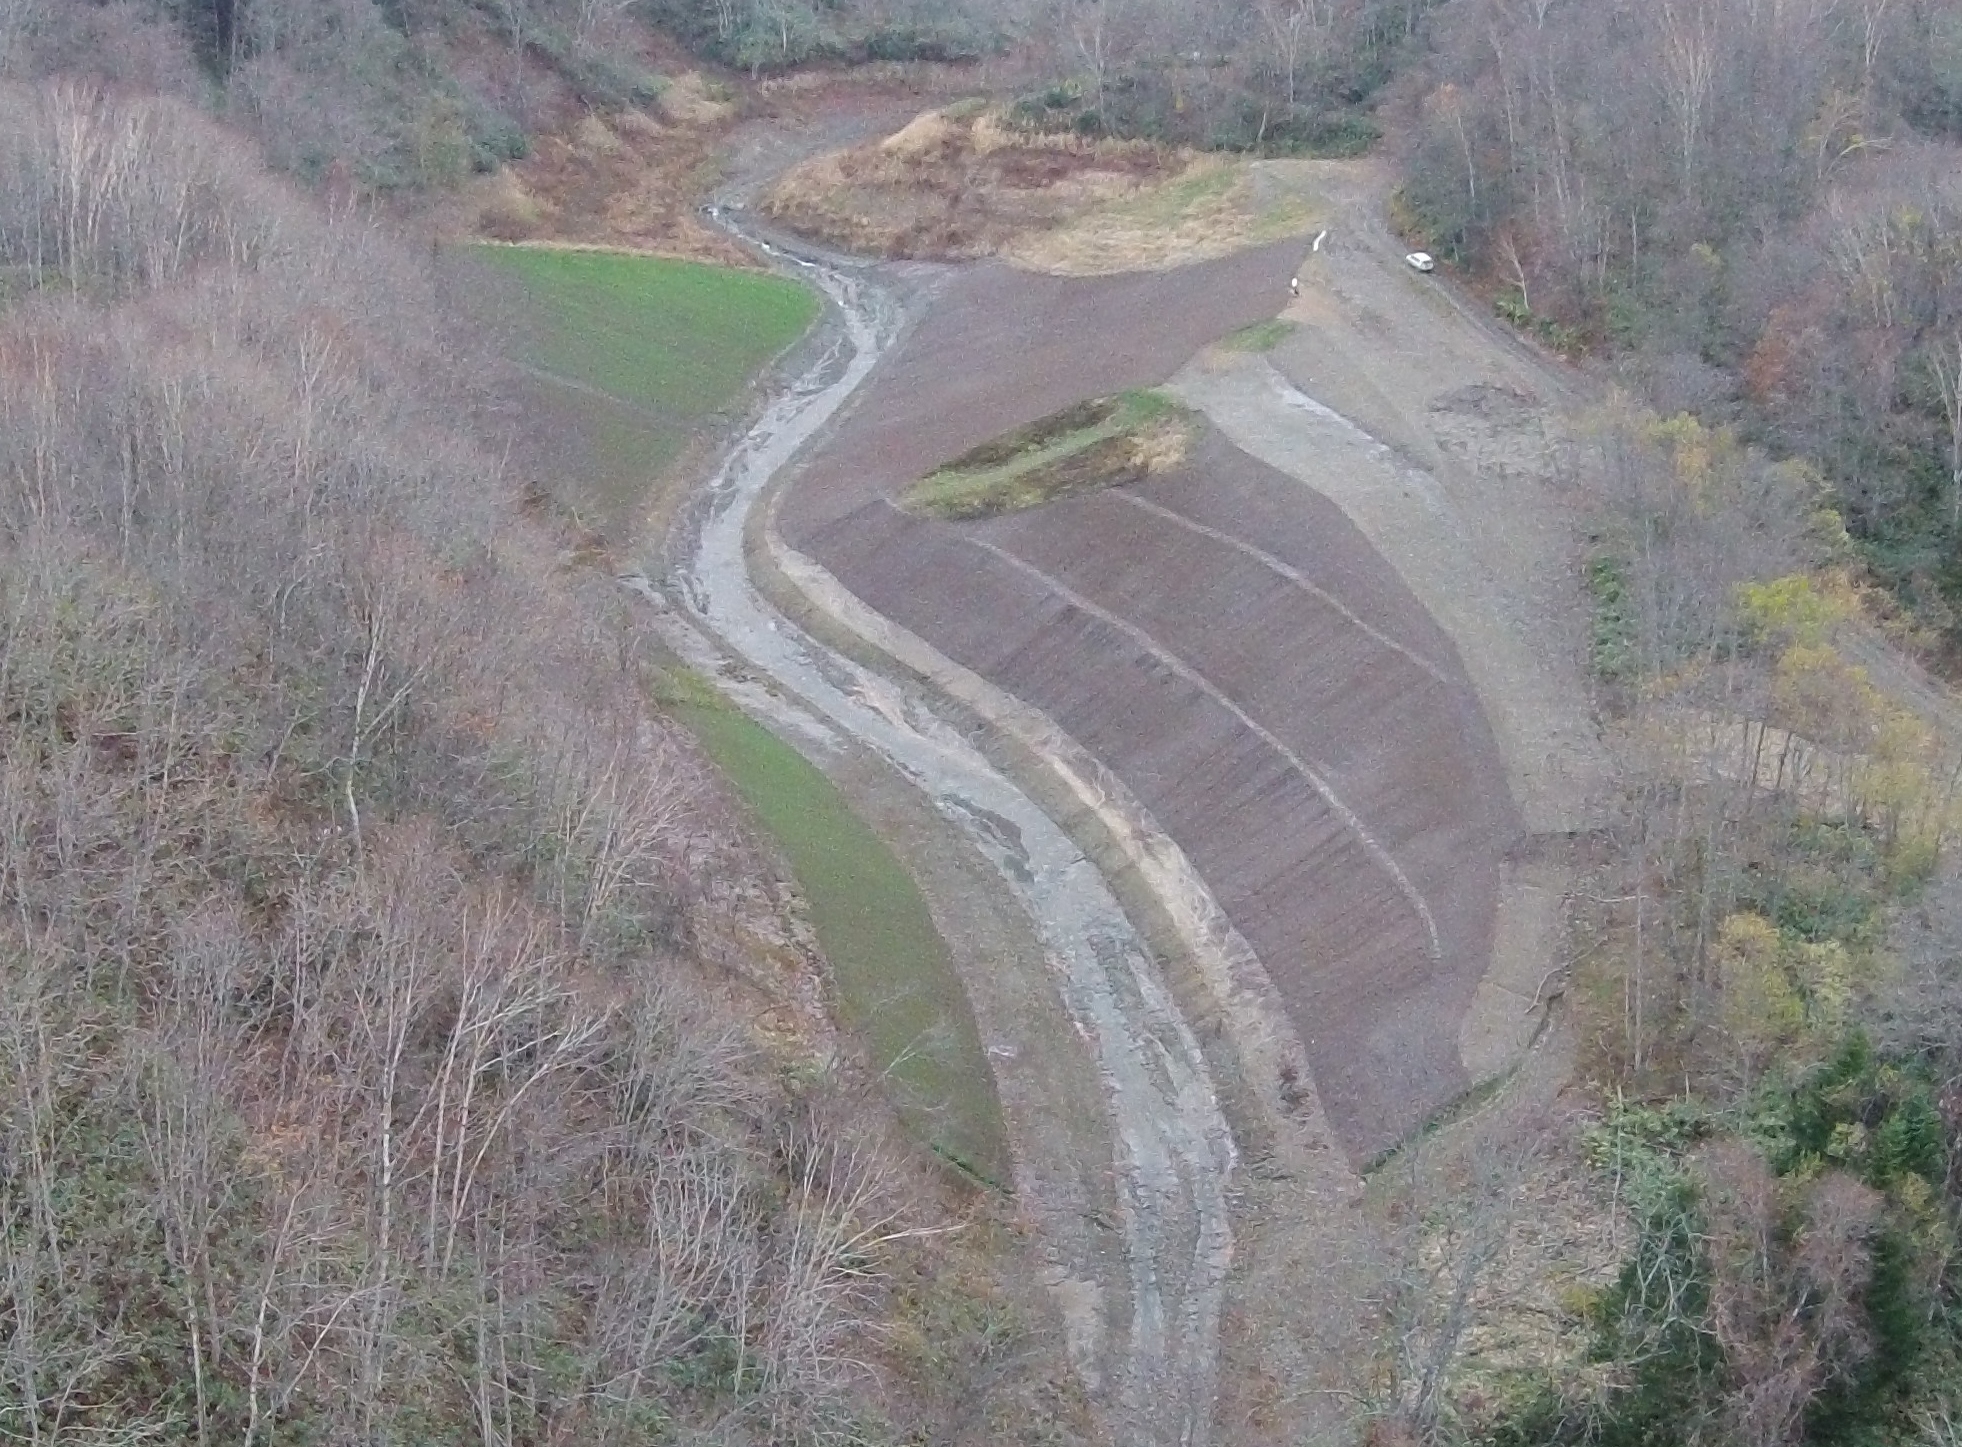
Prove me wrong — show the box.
[624,213,1236,1446]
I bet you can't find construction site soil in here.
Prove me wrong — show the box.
[779,246,1520,1162]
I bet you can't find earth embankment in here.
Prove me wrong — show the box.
[781,246,1294,528]
[779,245,1519,1161]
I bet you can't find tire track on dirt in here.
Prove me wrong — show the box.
[1111,491,1453,685]
[968,535,1445,971]
[641,218,1238,1447]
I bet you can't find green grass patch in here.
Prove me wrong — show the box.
[1221,318,1296,353]
[1106,161,1240,222]
[1584,552,1637,685]
[528,376,689,526]
[902,389,1197,521]
[471,245,818,535]
[658,673,1010,1187]
[473,246,817,414]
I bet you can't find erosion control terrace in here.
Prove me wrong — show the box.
[778,244,1520,1162]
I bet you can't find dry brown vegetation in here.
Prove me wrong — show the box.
[0,78,1084,1446]
[759,101,1328,272]
[457,82,754,263]
[1002,157,1326,275]
[759,102,1184,259]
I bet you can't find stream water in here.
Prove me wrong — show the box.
[627,214,1237,1446]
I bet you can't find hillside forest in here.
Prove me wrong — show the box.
[1400,0,1962,635]
[0,17,1080,1443]
[0,75,924,1443]
[4,1,1962,1446]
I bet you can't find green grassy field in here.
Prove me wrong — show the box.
[472,245,818,534]
[484,244,1008,1183]
[475,247,818,413]
[903,388,1196,520]
[1220,318,1297,352]
[661,674,1010,1186]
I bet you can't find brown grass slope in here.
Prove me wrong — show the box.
[760,102,1182,259]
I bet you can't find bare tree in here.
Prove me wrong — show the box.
[1654,0,1720,203]
[1378,1106,1550,1444]
[1255,0,1320,109]
[575,0,646,49]
[1927,330,1962,529]
[1700,1143,1881,1447]
[134,905,263,1447]
[0,72,982,1446]
[1072,0,1128,120]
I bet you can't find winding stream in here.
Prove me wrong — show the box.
[628,217,1237,1445]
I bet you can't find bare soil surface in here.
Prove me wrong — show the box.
[777,242,1523,1163]
[1173,161,1614,1101]
[626,95,1614,1438]
[798,448,1514,1161]
[755,155,1610,1445]
[779,244,1300,530]
[1221,162,1608,837]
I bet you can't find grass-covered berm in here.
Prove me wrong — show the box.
[0,81,1084,1447]
[901,389,1198,521]
[654,669,1010,1186]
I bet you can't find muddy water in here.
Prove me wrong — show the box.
[632,219,1236,1445]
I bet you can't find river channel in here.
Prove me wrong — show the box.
[626,213,1237,1447]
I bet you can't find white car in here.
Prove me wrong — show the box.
[1405,251,1436,273]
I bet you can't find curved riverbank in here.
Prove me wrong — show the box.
[635,219,1240,1447]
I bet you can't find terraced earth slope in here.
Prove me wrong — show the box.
[776,242,1525,1162]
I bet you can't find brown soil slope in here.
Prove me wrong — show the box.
[780,247,1519,1162]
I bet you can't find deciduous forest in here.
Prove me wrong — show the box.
[0,13,1050,1443]
[0,74,935,1444]
[1401,0,1962,631]
[4,2,1962,1446]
